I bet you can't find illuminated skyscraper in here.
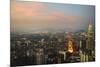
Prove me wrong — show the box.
[67,40,74,53]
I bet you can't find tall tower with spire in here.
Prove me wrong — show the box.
[87,23,94,50]
[87,23,95,61]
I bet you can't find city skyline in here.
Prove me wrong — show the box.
[10,1,95,66]
[11,0,95,33]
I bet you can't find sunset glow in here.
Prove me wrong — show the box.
[11,0,95,33]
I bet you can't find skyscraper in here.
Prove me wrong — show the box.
[87,23,94,51]
[67,40,74,54]
[35,48,44,64]
[86,23,95,61]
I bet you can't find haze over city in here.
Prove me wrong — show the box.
[11,0,95,33]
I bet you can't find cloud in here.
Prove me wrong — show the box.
[11,1,81,23]
[11,1,91,33]
[11,1,46,17]
[51,11,81,22]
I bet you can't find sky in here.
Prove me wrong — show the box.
[11,0,95,33]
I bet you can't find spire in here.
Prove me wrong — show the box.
[88,23,93,33]
[87,23,94,38]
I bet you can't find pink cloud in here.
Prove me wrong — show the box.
[11,2,45,17]
[11,1,82,27]
[11,1,81,23]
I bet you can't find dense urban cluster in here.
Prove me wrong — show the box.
[11,24,95,66]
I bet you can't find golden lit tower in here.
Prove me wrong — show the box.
[67,40,74,53]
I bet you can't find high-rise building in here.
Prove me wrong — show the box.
[86,23,95,61]
[87,23,94,51]
[35,48,44,65]
[67,40,74,54]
